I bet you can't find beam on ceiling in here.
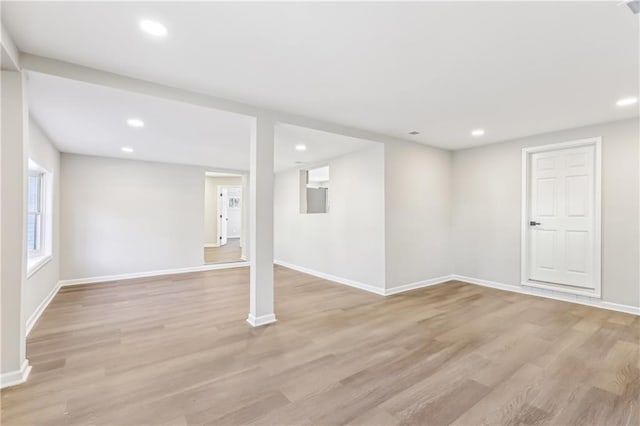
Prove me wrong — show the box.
[1,24,20,71]
[19,53,431,149]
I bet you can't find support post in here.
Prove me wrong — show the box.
[1,70,30,388]
[247,116,276,327]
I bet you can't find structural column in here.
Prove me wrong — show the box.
[1,70,30,387]
[240,173,249,261]
[247,116,276,326]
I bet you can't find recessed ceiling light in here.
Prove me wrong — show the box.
[139,20,168,37]
[127,118,144,128]
[295,144,307,152]
[471,129,485,137]
[625,0,640,15]
[408,131,420,135]
[616,97,638,107]
[121,147,134,153]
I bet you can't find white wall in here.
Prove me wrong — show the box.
[60,154,206,279]
[452,118,640,307]
[384,140,453,289]
[274,145,386,289]
[204,175,242,246]
[24,120,60,323]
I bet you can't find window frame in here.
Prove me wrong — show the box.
[299,165,330,214]
[27,159,53,277]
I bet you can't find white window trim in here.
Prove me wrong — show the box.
[299,164,330,214]
[27,159,53,277]
[27,255,53,279]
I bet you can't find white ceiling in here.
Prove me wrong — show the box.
[27,72,373,172]
[275,123,373,171]
[5,2,639,149]
[27,72,253,171]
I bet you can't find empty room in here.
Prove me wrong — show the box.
[1,2,639,425]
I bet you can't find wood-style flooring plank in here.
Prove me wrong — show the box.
[1,266,638,425]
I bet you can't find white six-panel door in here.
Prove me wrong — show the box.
[523,138,601,296]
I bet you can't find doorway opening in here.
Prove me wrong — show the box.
[204,172,245,264]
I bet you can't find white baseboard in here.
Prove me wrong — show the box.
[59,262,250,287]
[275,261,456,297]
[0,360,31,389]
[204,243,219,248]
[274,260,386,296]
[247,313,277,327]
[452,274,640,316]
[26,281,61,336]
[385,275,454,296]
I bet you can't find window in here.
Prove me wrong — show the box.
[300,166,329,214]
[27,172,44,253]
[27,159,52,276]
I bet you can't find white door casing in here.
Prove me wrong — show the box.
[521,137,601,298]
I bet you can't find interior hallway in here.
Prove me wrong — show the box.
[204,238,242,264]
[2,267,637,425]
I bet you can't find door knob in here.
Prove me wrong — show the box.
[530,221,541,226]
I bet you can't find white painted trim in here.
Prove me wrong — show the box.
[246,313,277,327]
[522,137,604,154]
[274,260,386,296]
[521,148,529,290]
[26,255,53,279]
[385,275,454,295]
[58,262,249,287]
[520,279,600,298]
[205,171,242,178]
[25,281,61,336]
[204,243,219,248]
[521,137,602,298]
[275,261,454,296]
[0,360,32,389]
[452,275,640,316]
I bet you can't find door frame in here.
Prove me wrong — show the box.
[520,137,602,298]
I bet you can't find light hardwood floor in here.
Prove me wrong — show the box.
[1,266,638,425]
[204,238,242,264]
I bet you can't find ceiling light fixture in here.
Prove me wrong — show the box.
[471,129,485,137]
[121,147,134,153]
[127,118,145,128]
[139,20,168,37]
[295,144,307,152]
[408,131,420,135]
[616,96,638,107]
